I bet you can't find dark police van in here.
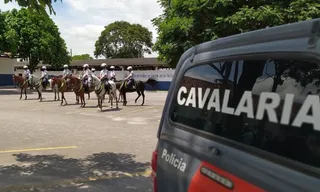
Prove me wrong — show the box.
[151,19,320,192]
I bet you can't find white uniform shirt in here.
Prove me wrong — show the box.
[62,69,71,76]
[126,71,134,80]
[100,69,108,79]
[23,69,30,78]
[109,70,116,78]
[41,70,48,78]
[83,69,92,80]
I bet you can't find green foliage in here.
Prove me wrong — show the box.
[94,21,153,58]
[4,0,62,15]
[72,54,93,60]
[152,0,320,67]
[3,8,70,71]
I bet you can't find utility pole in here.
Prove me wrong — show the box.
[70,49,72,57]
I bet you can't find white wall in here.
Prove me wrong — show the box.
[0,57,15,74]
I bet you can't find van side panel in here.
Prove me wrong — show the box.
[157,55,320,192]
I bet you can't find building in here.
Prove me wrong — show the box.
[0,55,16,86]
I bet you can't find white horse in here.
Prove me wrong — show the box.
[28,74,44,101]
[91,75,118,111]
[49,78,60,101]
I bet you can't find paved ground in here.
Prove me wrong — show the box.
[0,88,167,192]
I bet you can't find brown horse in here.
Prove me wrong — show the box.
[118,78,158,106]
[51,77,68,105]
[68,76,86,107]
[12,74,28,100]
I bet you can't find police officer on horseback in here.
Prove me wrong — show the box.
[100,63,108,83]
[82,63,92,92]
[109,66,116,81]
[62,64,72,89]
[40,66,49,89]
[23,65,30,81]
[125,66,135,89]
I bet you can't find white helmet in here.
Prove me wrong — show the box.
[83,63,89,68]
[23,65,28,69]
[110,66,115,69]
[42,66,46,69]
[127,66,132,70]
[91,68,95,71]
[63,64,68,68]
[101,63,107,67]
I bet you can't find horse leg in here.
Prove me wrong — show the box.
[58,91,60,100]
[141,90,145,106]
[61,92,64,105]
[135,91,141,103]
[37,90,41,99]
[54,91,56,101]
[123,92,127,106]
[24,89,27,100]
[114,92,118,109]
[64,92,68,105]
[110,94,113,108]
[82,93,86,107]
[87,93,90,100]
[20,88,22,100]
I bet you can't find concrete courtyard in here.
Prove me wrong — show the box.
[0,88,167,192]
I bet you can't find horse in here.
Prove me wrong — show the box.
[28,74,44,101]
[91,75,118,111]
[51,77,68,105]
[118,78,157,106]
[68,75,86,107]
[49,78,60,101]
[12,74,29,100]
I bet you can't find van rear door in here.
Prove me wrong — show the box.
[156,19,320,192]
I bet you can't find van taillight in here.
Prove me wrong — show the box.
[151,149,158,192]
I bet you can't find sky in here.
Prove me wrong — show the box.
[0,0,163,58]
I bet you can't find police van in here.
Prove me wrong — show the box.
[151,19,320,192]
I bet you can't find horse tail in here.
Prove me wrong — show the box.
[144,78,158,88]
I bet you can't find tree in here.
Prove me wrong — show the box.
[72,54,93,60]
[4,0,62,15]
[4,8,70,71]
[152,0,320,67]
[94,21,153,58]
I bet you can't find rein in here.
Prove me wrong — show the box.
[20,80,27,88]
[94,78,104,95]
[74,79,83,93]
[58,79,65,90]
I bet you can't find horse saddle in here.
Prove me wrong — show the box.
[126,80,136,89]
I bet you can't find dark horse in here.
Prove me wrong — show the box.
[118,78,157,106]
[12,74,29,100]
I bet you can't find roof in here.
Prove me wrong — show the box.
[14,57,167,67]
[70,58,166,67]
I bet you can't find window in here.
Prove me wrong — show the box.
[170,59,320,169]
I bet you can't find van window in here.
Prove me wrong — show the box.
[170,59,320,169]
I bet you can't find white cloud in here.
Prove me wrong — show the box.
[0,0,163,58]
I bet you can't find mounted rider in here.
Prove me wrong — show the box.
[40,66,49,89]
[82,63,92,92]
[62,64,72,88]
[109,66,116,81]
[23,65,31,82]
[100,63,108,83]
[125,66,135,89]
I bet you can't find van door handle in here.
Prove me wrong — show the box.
[208,146,219,156]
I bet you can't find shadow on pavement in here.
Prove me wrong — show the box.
[0,89,36,95]
[0,152,151,192]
